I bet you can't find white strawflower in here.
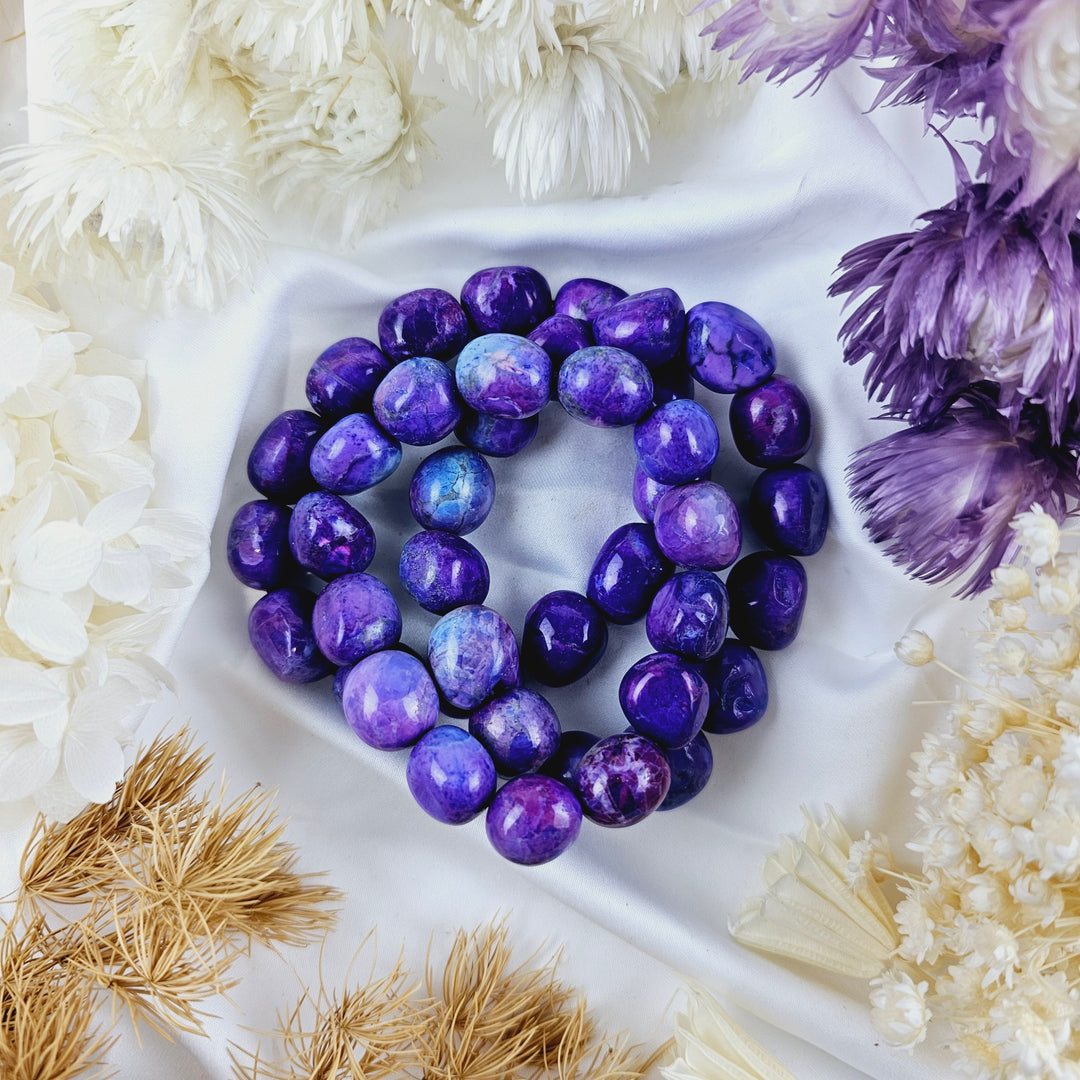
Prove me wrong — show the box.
[1012,504,1061,567]
[989,985,1073,1079]
[1035,567,1080,616]
[895,894,939,966]
[869,968,931,1050]
[895,629,935,666]
[992,563,1032,600]
[991,761,1048,825]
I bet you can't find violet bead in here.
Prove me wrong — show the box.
[651,355,696,405]
[726,551,807,650]
[540,729,601,794]
[333,662,354,701]
[528,314,593,390]
[456,408,539,457]
[686,301,776,393]
[633,399,719,485]
[658,731,713,811]
[700,641,769,733]
[428,605,520,711]
[486,775,582,865]
[306,338,392,420]
[749,464,829,556]
[460,265,553,336]
[378,287,470,363]
[729,375,813,466]
[248,588,333,683]
[399,530,490,614]
[587,523,674,624]
[227,500,293,590]
[373,356,462,445]
[646,570,729,661]
[469,687,561,776]
[309,413,402,495]
[632,465,678,524]
[558,346,653,428]
[288,491,375,578]
[592,287,685,368]
[407,726,497,825]
[409,447,495,535]
[342,649,439,750]
[521,590,608,686]
[247,409,323,503]
[455,334,551,420]
[554,277,627,322]
[312,572,402,665]
[653,481,741,570]
[575,733,671,828]
[619,652,708,749]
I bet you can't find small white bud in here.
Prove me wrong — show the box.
[991,564,1032,600]
[895,630,934,667]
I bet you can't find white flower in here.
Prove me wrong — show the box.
[988,596,1027,631]
[985,635,1030,676]
[991,760,1048,825]
[1012,504,1061,567]
[1028,802,1080,880]
[845,831,894,891]
[1035,566,1080,617]
[1033,626,1080,671]
[895,628,935,666]
[989,983,1074,1079]
[992,563,1033,600]
[869,968,931,1050]
[895,894,939,966]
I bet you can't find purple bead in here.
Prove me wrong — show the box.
[460,265,553,336]
[288,491,375,578]
[455,334,551,420]
[409,447,495,535]
[646,570,729,660]
[619,652,708,749]
[399,530,490,614]
[521,590,608,687]
[554,277,627,323]
[333,662,354,701]
[653,481,742,570]
[456,409,539,457]
[485,775,582,865]
[246,409,324,503]
[726,552,807,650]
[749,464,829,556]
[592,288,685,368]
[632,466,678,524]
[700,641,769,733]
[309,413,402,495]
[469,688,561,776]
[248,588,333,683]
[558,346,653,428]
[686,301,776,393]
[633,399,719,485]
[658,731,713,811]
[378,287,469,363]
[227,500,293,590]
[540,729,601,795]
[306,338,392,420]
[651,355,696,405]
[587,523,674,624]
[311,572,402,665]
[574,733,671,828]
[342,649,439,750]
[729,375,813,466]
[527,314,593,380]
[428,604,520,711]
[407,726,497,825]
[373,356,462,445]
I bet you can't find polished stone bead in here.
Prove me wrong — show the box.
[399,530,490,614]
[700,640,769,733]
[248,588,333,683]
[646,569,729,660]
[309,413,402,494]
[587,523,674,624]
[619,652,709,749]
[378,287,470,363]
[540,729,601,795]
[461,265,553,336]
[247,409,324,502]
[653,481,741,570]
[456,408,539,458]
[486,775,582,865]
[558,346,653,428]
[521,590,608,686]
[342,649,439,750]
[574,733,671,827]
[554,277,627,322]
[632,466,678,523]
[650,354,696,405]
[726,552,807,649]
[686,301,776,393]
[333,662,354,701]
[409,447,495,535]
[455,333,550,420]
[633,399,719,485]
[469,687,561,776]
[592,287,685,368]
[658,731,713,810]
[528,314,593,388]
[428,604,520,711]
[306,338,392,420]
[749,464,829,556]
[730,375,813,466]
[407,726,497,825]
[311,572,402,665]
[227,500,293,590]
[373,356,462,445]
[288,490,375,578]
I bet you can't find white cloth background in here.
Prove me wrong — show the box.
[1,6,981,1077]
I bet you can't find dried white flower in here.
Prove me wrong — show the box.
[988,596,1028,631]
[992,563,1033,600]
[989,981,1075,1079]
[895,629,934,666]
[869,968,931,1050]
[1036,565,1080,617]
[1012,504,1061,567]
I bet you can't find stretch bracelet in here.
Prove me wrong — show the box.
[226,267,829,866]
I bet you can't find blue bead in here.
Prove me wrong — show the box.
[618,652,709,749]
[409,447,495,535]
[587,523,674,624]
[658,731,713,810]
[633,399,719,485]
[378,288,470,363]
[399,530,490,614]
[248,588,333,684]
[311,572,401,666]
[558,346,653,428]
[485,775,582,865]
[461,266,553,336]
[554,277,627,322]
[528,314,593,389]
[373,356,462,445]
[456,408,539,457]
[288,491,375,578]
[726,552,807,649]
[749,464,829,555]
[407,726,497,825]
[729,375,813,466]
[469,688,561,776]
[592,288,685,368]
[645,569,729,660]
[309,413,402,494]
[247,409,324,503]
[306,338,392,419]
[227,500,293,590]
[521,590,608,686]
[686,301,775,393]
[428,605,520,712]
[455,333,551,419]
[540,729,601,795]
[700,641,769,733]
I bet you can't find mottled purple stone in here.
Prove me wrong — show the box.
[686,301,776,393]
[726,552,807,650]
[650,355,696,405]
[658,731,713,811]
[306,338,393,420]
[428,604,520,711]
[528,314,593,378]
[558,346,654,428]
[653,481,742,570]
[485,775,582,865]
[587,523,674,625]
[407,726,497,825]
[521,590,608,687]
[456,409,539,457]
[247,409,324,503]
[248,588,333,683]
[378,287,470,363]
[592,288,686,368]
[460,266,553,336]
[619,652,708,749]
[409,447,495,535]
[646,570,729,660]
[399,530,490,614]
[227,500,293,590]
[633,399,719,485]
[554,277,627,323]
[288,491,375,578]
[729,375,813,466]
[574,733,672,828]
[632,466,679,523]
[455,334,551,420]
[333,662,354,701]
[311,572,402,666]
[749,464,829,556]
[700,641,769,733]
[469,687,561,776]
[540,730,601,795]
[372,356,461,445]
[342,649,439,750]
[309,413,402,495]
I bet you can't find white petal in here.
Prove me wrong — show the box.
[91,547,153,605]
[4,584,90,663]
[0,728,61,801]
[83,484,152,541]
[14,519,102,592]
[63,726,125,802]
[32,770,92,823]
[0,424,15,497]
[131,508,209,557]
[0,310,43,398]
[0,657,69,724]
[52,374,141,456]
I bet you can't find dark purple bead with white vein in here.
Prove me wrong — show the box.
[646,569,729,660]
[288,490,375,578]
[227,500,293,590]
[558,346,653,428]
[575,733,671,827]
[456,408,539,457]
[461,266,553,336]
[455,333,551,419]
[658,731,713,810]
[378,287,470,363]
[540,729,601,795]
[634,399,719,485]
[749,464,830,556]
[653,480,741,570]
[592,287,685,368]
[632,465,679,523]
[485,775,582,864]
[726,551,807,650]
[700,641,769,733]
[247,409,324,502]
[248,588,333,683]
[554,277,627,323]
[587,522,674,624]
[407,726,497,825]
[428,604,520,711]
[306,338,393,420]
[730,375,813,466]
[619,652,709,749]
[686,301,776,393]
[312,572,402,666]
[409,447,495,535]
[469,688,561,776]
[309,413,402,495]
[373,356,462,445]
[399,530,489,614]
[521,590,608,686]
[342,649,438,750]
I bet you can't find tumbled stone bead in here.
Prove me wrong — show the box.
[700,640,769,733]
[574,733,671,828]
[592,287,685,368]
[540,729,601,795]
[650,354,696,405]
[342,649,439,750]
[646,569,729,660]
[288,490,375,578]
[456,408,539,458]
[428,604,520,711]
[399,530,490,614]
[469,687,561,776]
[633,399,719,485]
[726,551,807,649]
[486,775,582,865]
[407,726,497,825]
[378,287,470,363]
[309,413,402,494]
[248,588,333,683]
[227,500,293,590]
[554,277,627,322]
[658,731,713,811]
[729,375,813,466]
[247,409,324,503]
[409,447,495,535]
[306,338,393,420]
[619,652,709,749]
[461,265,553,336]
[311,572,402,666]
[632,465,679,523]
[749,464,829,556]
[455,333,551,420]
[373,356,462,445]
[521,590,608,686]
[558,346,653,428]
[587,523,674,624]
[528,314,593,375]
[653,481,741,570]
[686,301,776,393]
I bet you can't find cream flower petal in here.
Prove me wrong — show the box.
[4,584,90,663]
[92,547,154,605]
[83,483,152,541]
[63,730,125,803]
[0,728,61,801]
[0,310,42,401]
[0,658,68,725]
[53,374,143,457]
[14,519,102,592]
